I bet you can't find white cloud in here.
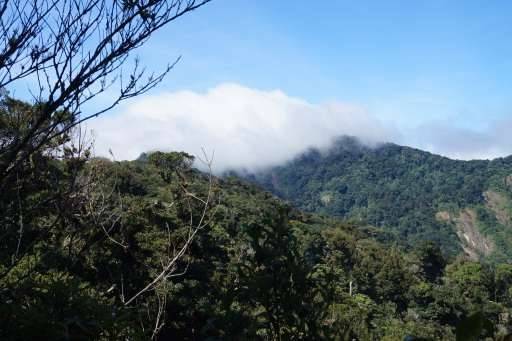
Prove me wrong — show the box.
[409,119,512,160]
[89,83,396,172]
[89,83,512,171]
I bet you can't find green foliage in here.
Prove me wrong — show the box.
[415,241,447,283]
[2,100,512,339]
[244,136,512,259]
[455,311,494,341]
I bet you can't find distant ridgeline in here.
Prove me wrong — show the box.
[237,136,512,262]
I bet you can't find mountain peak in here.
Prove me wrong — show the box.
[238,138,512,261]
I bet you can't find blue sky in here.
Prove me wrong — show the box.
[140,0,512,128]
[15,1,512,168]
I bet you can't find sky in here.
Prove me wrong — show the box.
[17,1,512,171]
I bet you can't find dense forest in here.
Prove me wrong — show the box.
[242,136,512,262]
[2,99,512,339]
[2,1,512,339]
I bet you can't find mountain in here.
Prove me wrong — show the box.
[4,143,512,339]
[1,149,485,339]
[239,136,512,261]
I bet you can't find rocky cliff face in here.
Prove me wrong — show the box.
[484,190,511,226]
[437,209,494,260]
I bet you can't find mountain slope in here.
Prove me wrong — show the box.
[241,136,512,260]
[6,148,499,340]
[5,143,512,339]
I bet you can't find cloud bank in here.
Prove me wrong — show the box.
[90,83,395,172]
[89,83,512,172]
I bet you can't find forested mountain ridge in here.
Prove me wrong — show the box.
[5,147,512,339]
[3,98,512,339]
[239,136,512,261]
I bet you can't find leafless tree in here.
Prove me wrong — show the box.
[0,0,211,188]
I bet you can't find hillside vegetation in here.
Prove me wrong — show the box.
[3,100,512,339]
[243,136,512,261]
[3,150,512,339]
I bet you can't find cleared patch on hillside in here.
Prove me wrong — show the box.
[484,190,511,226]
[435,211,451,222]
[436,209,494,260]
[320,192,333,205]
[506,175,512,187]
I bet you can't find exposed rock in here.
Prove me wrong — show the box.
[435,211,451,222]
[320,192,333,205]
[454,209,494,260]
[436,208,494,260]
[506,175,512,187]
[484,190,511,226]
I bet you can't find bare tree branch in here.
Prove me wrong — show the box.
[123,150,215,306]
[0,0,212,188]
